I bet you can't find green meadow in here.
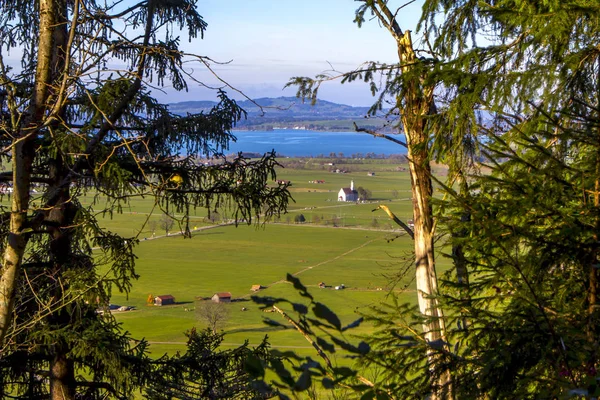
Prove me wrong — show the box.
[96,160,440,361]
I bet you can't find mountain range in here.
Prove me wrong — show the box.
[168,97,386,131]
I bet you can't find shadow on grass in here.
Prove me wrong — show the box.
[226,325,291,334]
[193,231,225,237]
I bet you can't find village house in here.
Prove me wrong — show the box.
[211,292,232,303]
[154,295,175,306]
[251,285,265,292]
[338,180,358,202]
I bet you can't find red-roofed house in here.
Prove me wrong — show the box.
[211,292,232,303]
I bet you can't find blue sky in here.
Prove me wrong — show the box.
[157,0,424,106]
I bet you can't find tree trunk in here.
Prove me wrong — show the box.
[0,0,58,346]
[406,139,444,335]
[50,354,76,400]
[395,25,452,400]
[46,155,77,399]
[356,0,453,392]
[0,143,32,345]
[589,63,600,342]
[405,119,452,398]
[47,3,74,390]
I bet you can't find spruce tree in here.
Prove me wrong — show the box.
[427,1,600,396]
[277,0,600,398]
[353,0,600,397]
[436,105,600,398]
[145,328,272,399]
[0,0,290,398]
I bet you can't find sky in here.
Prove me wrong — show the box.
[153,0,425,106]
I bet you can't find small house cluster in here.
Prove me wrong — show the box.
[151,284,268,311]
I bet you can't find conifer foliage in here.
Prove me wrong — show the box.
[146,328,272,399]
[0,0,290,398]
[427,1,600,396]
[437,108,600,398]
[274,1,600,399]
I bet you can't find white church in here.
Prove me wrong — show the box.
[338,180,359,202]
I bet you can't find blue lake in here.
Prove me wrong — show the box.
[226,129,406,157]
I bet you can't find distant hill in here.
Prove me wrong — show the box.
[168,97,386,131]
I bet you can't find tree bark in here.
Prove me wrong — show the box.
[405,113,452,398]
[371,4,452,396]
[0,0,58,347]
[50,354,76,400]
[46,2,76,395]
[384,13,447,344]
[47,149,76,400]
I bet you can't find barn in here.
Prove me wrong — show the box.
[211,292,232,303]
[154,295,175,306]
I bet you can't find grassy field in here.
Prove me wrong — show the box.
[94,159,442,366]
[107,223,415,352]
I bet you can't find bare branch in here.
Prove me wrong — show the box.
[353,122,407,148]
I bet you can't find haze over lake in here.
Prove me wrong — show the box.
[226,129,407,157]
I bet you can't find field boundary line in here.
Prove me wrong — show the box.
[238,236,381,299]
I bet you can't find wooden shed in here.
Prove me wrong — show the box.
[211,292,232,303]
[154,295,175,306]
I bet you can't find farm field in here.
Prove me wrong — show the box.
[93,160,447,363]
[108,224,414,349]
